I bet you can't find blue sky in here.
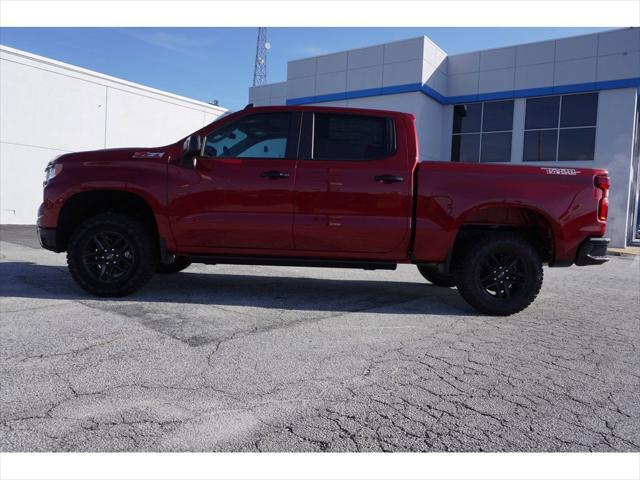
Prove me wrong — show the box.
[0,27,611,111]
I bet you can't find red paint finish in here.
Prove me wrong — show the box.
[168,157,296,249]
[38,105,608,268]
[412,162,608,265]
[38,147,177,250]
[293,113,415,259]
[293,160,412,257]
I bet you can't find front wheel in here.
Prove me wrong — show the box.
[455,234,543,316]
[66,213,157,297]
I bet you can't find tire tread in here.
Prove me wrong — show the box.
[454,233,543,316]
[66,213,157,297]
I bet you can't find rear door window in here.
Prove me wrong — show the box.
[312,113,395,161]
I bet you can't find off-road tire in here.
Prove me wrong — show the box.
[417,264,456,287]
[455,233,543,316]
[157,255,192,274]
[67,213,157,297]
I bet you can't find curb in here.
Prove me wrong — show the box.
[608,247,640,257]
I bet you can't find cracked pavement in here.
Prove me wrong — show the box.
[1,226,639,452]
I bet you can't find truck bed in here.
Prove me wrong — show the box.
[413,161,608,265]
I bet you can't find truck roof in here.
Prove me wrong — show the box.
[240,104,416,120]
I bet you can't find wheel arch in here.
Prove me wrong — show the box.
[450,203,558,267]
[56,189,160,252]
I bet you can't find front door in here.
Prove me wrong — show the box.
[293,111,413,257]
[168,111,299,251]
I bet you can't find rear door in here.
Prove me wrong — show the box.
[293,111,413,257]
[168,111,300,251]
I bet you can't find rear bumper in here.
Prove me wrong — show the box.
[575,237,610,266]
[38,227,59,252]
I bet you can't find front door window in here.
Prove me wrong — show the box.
[202,113,291,159]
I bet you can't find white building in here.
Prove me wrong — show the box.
[0,45,227,225]
[250,28,640,248]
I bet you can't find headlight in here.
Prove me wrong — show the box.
[43,157,63,186]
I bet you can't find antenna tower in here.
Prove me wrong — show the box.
[252,27,269,86]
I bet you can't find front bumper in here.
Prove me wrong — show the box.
[575,237,610,266]
[38,227,59,252]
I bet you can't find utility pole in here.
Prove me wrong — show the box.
[252,27,269,87]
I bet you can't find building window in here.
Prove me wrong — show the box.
[523,92,598,162]
[451,100,514,163]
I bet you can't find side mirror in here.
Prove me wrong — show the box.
[183,135,202,155]
[180,135,202,169]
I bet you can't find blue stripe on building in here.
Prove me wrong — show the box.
[286,77,640,106]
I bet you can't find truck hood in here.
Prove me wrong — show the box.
[56,146,173,164]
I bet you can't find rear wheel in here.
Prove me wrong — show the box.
[455,234,543,316]
[67,213,157,297]
[157,255,192,274]
[417,264,456,287]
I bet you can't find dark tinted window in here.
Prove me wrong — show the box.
[557,128,596,161]
[482,100,514,132]
[313,114,395,161]
[452,101,514,163]
[560,93,598,127]
[451,134,480,162]
[523,93,598,162]
[525,96,560,129]
[523,130,558,162]
[203,113,291,159]
[453,103,482,133]
[480,132,512,162]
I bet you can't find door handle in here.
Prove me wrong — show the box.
[260,170,290,180]
[374,174,404,183]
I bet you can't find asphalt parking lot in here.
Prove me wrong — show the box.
[1,225,639,452]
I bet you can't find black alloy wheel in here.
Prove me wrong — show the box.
[477,251,525,300]
[82,231,135,282]
[67,213,157,297]
[455,233,543,316]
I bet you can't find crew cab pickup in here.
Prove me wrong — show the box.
[37,105,610,315]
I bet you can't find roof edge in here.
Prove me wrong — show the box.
[0,44,228,113]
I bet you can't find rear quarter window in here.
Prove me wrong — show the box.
[313,113,396,161]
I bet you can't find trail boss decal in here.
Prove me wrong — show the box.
[541,167,581,175]
[132,152,165,159]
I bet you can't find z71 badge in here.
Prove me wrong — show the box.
[541,167,581,175]
[132,151,165,159]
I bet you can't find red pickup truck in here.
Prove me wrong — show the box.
[37,105,610,315]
